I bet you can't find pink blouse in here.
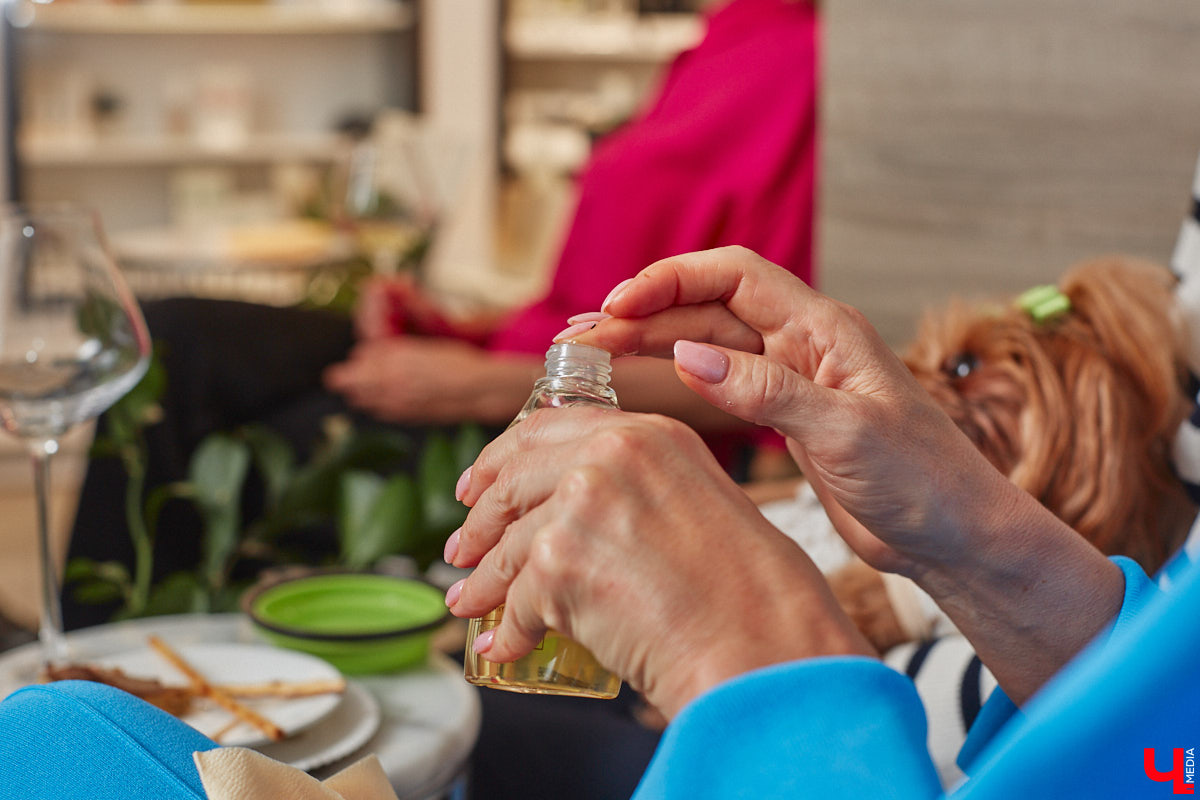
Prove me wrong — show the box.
[487,0,820,354]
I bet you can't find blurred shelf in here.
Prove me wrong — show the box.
[9,2,414,35]
[505,13,701,62]
[112,219,350,268]
[20,132,352,166]
[111,219,354,306]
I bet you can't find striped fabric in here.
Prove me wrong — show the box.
[883,636,997,788]
[1168,151,1200,583]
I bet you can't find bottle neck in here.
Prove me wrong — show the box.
[535,342,617,405]
[543,342,612,382]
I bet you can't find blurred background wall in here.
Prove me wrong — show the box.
[819,0,1200,347]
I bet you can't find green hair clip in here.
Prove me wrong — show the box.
[1015,284,1071,323]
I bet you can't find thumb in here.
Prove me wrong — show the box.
[672,340,826,439]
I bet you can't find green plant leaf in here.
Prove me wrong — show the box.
[339,471,421,569]
[98,345,167,447]
[267,425,411,532]
[419,432,468,537]
[240,425,296,508]
[136,572,210,618]
[188,434,251,588]
[64,557,131,588]
[329,427,413,471]
[338,470,385,549]
[73,581,126,605]
[453,422,489,473]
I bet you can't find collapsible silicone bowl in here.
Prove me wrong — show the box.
[244,572,450,674]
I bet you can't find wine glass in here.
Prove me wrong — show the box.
[0,204,150,664]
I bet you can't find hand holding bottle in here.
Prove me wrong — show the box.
[448,403,874,718]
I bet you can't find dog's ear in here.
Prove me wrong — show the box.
[1040,257,1195,570]
[1060,257,1187,437]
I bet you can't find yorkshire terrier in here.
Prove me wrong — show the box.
[824,255,1198,652]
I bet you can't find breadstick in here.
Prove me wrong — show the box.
[218,677,346,699]
[210,716,242,745]
[147,636,285,742]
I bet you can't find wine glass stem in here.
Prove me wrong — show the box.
[31,439,67,664]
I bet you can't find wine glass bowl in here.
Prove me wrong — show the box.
[0,204,150,662]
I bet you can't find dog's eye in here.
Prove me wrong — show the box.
[944,353,978,379]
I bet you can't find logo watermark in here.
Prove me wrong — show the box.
[1144,748,1196,795]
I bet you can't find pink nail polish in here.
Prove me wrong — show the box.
[566,311,611,325]
[674,340,730,383]
[472,629,496,654]
[552,321,597,342]
[455,466,472,502]
[601,278,635,311]
[444,528,461,564]
[445,578,465,608]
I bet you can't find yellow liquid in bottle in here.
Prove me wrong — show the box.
[464,607,621,699]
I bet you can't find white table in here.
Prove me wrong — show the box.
[0,613,480,800]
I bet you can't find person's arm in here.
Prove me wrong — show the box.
[323,339,543,425]
[571,246,1124,704]
[322,329,752,431]
[448,405,876,719]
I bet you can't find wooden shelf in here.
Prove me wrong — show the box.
[505,13,701,62]
[20,132,352,167]
[11,3,413,35]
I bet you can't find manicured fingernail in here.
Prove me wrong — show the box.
[601,278,634,311]
[674,340,729,383]
[566,311,611,325]
[443,528,461,564]
[445,578,465,608]
[552,321,597,342]
[455,467,472,502]
[472,629,495,654]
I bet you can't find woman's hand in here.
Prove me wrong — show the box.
[353,274,436,340]
[322,337,539,424]
[570,246,1013,580]
[448,406,874,719]
[569,246,1123,703]
[353,274,499,344]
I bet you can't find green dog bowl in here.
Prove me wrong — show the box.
[245,573,450,675]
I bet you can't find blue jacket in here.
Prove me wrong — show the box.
[633,556,1199,798]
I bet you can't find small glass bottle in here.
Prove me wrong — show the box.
[463,342,622,699]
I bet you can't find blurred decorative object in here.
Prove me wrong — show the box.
[19,68,98,147]
[504,71,637,177]
[243,570,451,674]
[505,9,701,60]
[191,65,254,150]
[334,111,470,278]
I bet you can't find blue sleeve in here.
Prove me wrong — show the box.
[949,556,1199,799]
[631,657,943,800]
[0,680,218,800]
[956,555,1159,774]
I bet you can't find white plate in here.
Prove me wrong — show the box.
[255,681,381,771]
[97,642,344,747]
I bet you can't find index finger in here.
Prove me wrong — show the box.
[608,246,817,325]
[572,302,763,358]
[572,246,823,357]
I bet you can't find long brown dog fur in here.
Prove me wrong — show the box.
[832,256,1198,652]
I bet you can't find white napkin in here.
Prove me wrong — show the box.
[194,748,399,800]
